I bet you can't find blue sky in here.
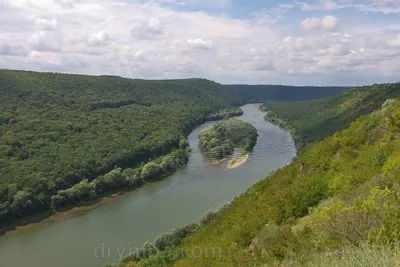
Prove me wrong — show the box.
[1,0,399,85]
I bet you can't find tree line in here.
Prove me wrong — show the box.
[0,69,245,228]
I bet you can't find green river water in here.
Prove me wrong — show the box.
[0,104,296,267]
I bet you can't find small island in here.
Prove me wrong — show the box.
[199,119,258,167]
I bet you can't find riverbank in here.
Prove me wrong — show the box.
[0,108,247,236]
[0,104,297,267]
[228,153,250,169]
[0,190,134,237]
[0,148,190,236]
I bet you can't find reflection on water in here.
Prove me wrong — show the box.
[0,104,295,267]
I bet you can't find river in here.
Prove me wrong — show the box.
[0,104,296,267]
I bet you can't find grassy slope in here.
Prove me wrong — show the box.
[261,82,400,149]
[123,84,400,267]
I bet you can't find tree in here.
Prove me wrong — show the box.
[103,168,125,189]
[154,233,174,251]
[51,195,65,210]
[139,241,157,259]
[200,211,217,227]
[160,156,177,173]
[179,138,189,149]
[11,191,32,216]
[141,162,164,181]
[122,168,143,186]
[313,187,399,246]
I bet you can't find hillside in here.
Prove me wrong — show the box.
[0,69,245,227]
[120,87,400,267]
[261,82,400,149]
[226,84,348,102]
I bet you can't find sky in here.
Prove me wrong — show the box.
[0,0,399,85]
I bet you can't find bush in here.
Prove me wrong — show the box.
[122,168,143,186]
[141,162,165,181]
[313,187,400,246]
[200,211,217,227]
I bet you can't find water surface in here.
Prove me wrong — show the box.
[0,104,296,267]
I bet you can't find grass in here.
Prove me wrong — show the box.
[301,243,400,267]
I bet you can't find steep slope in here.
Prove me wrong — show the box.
[226,84,348,102]
[262,82,400,149]
[121,95,400,267]
[0,69,245,227]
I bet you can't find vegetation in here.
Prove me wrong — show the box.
[122,89,400,267]
[261,82,400,149]
[198,119,258,161]
[119,222,199,265]
[0,69,245,228]
[116,204,231,267]
[226,84,348,102]
[206,107,243,121]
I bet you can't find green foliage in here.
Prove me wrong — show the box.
[205,107,244,120]
[121,222,199,266]
[261,82,400,149]
[304,242,400,267]
[0,69,245,226]
[124,97,400,267]
[226,84,348,102]
[313,187,400,246]
[200,211,217,227]
[141,162,165,181]
[122,168,143,186]
[199,119,258,161]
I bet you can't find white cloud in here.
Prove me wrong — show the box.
[131,50,147,61]
[296,0,342,11]
[301,16,340,31]
[177,0,232,9]
[53,0,75,9]
[153,0,186,5]
[131,17,164,40]
[27,50,44,60]
[350,0,400,14]
[186,39,214,51]
[88,30,110,46]
[29,31,61,51]
[0,43,26,56]
[36,18,58,31]
[252,4,293,25]
[388,35,400,46]
[0,0,398,85]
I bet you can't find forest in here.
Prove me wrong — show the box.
[198,119,258,161]
[120,83,400,267]
[226,84,348,102]
[261,82,400,149]
[0,69,245,227]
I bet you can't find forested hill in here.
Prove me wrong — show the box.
[121,90,400,267]
[262,82,400,148]
[225,84,349,102]
[0,69,244,226]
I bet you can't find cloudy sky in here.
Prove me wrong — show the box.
[1,0,399,85]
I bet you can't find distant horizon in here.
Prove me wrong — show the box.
[1,0,399,87]
[3,68,390,88]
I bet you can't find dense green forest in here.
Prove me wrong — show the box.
[261,82,400,149]
[226,85,348,102]
[0,69,246,228]
[120,84,400,267]
[198,119,257,161]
